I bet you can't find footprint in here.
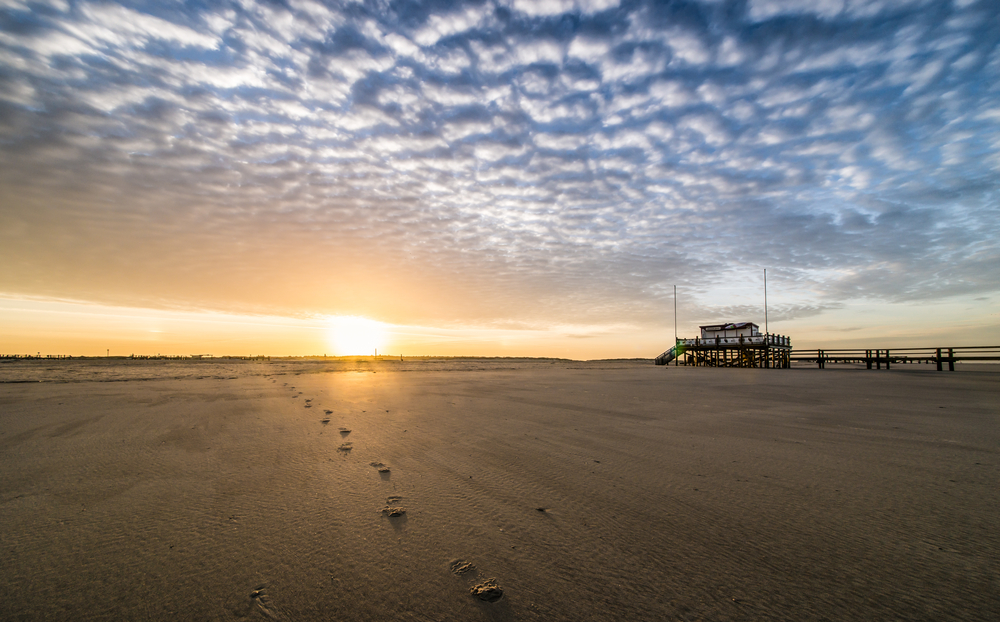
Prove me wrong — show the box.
[382,495,405,516]
[369,462,391,473]
[247,585,287,620]
[449,559,476,575]
[338,442,353,451]
[469,578,504,602]
[321,418,331,425]
[324,410,333,415]
[450,558,503,602]
[339,428,351,436]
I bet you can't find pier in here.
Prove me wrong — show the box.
[656,342,1000,370]
[788,346,1000,370]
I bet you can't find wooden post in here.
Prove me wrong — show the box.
[936,348,942,371]
[948,348,955,372]
[876,349,881,370]
[886,349,890,370]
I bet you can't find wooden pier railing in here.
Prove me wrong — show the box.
[788,346,1000,370]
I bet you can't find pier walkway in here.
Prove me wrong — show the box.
[789,345,1000,370]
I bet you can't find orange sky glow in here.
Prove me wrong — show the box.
[2,296,996,359]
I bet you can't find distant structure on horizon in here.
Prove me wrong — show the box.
[655,321,791,368]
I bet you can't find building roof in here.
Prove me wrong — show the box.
[699,322,759,331]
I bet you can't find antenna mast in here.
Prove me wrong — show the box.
[764,269,768,336]
[673,285,677,344]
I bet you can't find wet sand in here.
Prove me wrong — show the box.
[1,359,998,621]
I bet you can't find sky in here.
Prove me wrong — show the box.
[1,0,998,358]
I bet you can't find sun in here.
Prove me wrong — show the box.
[326,316,389,356]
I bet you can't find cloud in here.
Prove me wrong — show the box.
[0,0,997,335]
[503,0,620,18]
[413,4,493,46]
[747,0,847,21]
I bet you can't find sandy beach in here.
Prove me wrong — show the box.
[1,358,998,621]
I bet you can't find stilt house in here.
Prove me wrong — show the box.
[655,321,791,368]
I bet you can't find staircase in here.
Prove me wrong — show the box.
[654,345,678,365]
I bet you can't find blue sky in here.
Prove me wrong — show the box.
[1,0,998,355]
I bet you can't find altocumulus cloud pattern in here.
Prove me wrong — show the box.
[1,0,998,328]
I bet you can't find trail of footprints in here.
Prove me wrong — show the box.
[267,377,504,604]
